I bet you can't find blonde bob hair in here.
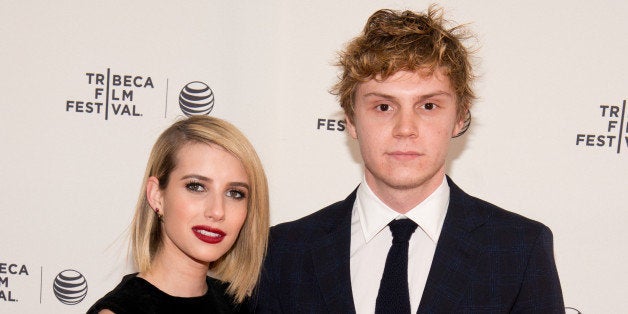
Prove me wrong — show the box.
[130,115,269,303]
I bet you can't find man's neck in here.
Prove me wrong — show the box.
[365,173,446,214]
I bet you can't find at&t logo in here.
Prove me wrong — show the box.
[179,81,215,116]
[52,269,88,305]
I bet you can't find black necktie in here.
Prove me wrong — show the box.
[375,219,419,314]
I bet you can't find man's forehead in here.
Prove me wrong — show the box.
[370,67,450,82]
[356,70,454,97]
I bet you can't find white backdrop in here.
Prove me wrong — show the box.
[1,1,627,313]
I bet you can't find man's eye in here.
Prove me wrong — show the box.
[186,182,206,192]
[376,104,391,111]
[423,103,436,110]
[226,189,247,200]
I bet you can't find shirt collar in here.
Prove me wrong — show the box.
[356,175,450,244]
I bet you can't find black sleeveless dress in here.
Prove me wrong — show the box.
[87,273,246,314]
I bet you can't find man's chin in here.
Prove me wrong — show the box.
[386,181,424,191]
[379,177,425,190]
[381,173,444,191]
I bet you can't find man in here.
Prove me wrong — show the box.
[254,6,564,313]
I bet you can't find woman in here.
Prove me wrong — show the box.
[88,115,269,313]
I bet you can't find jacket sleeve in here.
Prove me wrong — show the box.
[511,226,565,313]
[248,232,282,313]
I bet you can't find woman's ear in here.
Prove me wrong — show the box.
[146,176,163,213]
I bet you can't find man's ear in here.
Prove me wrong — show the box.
[346,115,358,139]
[452,109,470,138]
[146,176,163,212]
[452,116,464,137]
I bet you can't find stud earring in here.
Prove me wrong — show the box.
[154,208,164,222]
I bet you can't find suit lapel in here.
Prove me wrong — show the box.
[417,178,490,313]
[310,189,357,314]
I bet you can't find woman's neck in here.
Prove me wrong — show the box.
[139,247,210,297]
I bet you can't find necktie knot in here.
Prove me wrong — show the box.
[389,219,418,243]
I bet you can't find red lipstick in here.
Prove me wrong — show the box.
[192,226,226,244]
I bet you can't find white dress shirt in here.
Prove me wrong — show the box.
[350,176,450,314]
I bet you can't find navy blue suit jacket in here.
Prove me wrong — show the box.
[253,178,564,313]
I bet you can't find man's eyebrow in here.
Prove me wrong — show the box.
[420,91,453,99]
[362,92,396,99]
[362,91,453,102]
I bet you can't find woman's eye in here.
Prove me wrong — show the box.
[423,103,436,110]
[226,189,247,200]
[186,182,206,192]
[376,104,391,111]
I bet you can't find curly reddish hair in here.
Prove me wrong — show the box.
[331,5,476,125]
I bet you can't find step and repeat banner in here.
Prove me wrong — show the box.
[1,1,626,313]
